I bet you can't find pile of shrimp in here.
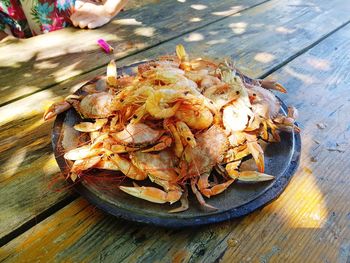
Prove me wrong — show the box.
[44,44,299,212]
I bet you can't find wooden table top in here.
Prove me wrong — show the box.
[1,0,350,262]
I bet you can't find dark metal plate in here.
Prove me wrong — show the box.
[52,62,301,227]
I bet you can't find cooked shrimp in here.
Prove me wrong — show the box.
[106,60,117,87]
[45,44,299,212]
[64,145,104,161]
[145,89,185,119]
[175,102,213,130]
[165,121,184,158]
[108,152,147,180]
[175,121,196,147]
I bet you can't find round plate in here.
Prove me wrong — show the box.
[52,62,301,227]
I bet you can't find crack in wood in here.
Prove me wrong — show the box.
[0,194,77,247]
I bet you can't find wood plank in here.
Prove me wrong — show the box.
[2,3,350,262]
[218,28,350,262]
[0,197,244,262]
[1,0,350,243]
[123,0,160,10]
[0,0,266,106]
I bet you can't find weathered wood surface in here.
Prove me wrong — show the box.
[2,0,350,244]
[0,0,267,242]
[0,0,267,106]
[2,15,350,263]
[123,0,160,10]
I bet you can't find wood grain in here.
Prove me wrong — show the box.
[123,0,161,10]
[2,0,350,243]
[0,0,267,106]
[218,50,350,261]
[2,3,350,263]
[0,0,268,242]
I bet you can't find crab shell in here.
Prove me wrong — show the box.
[130,150,179,181]
[110,123,164,146]
[184,125,228,177]
[74,92,115,119]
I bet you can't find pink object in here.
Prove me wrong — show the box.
[97,39,114,53]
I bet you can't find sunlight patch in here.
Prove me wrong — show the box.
[208,31,219,36]
[206,39,227,45]
[259,164,329,229]
[34,61,60,70]
[191,4,207,10]
[190,17,202,22]
[2,148,27,180]
[287,173,328,228]
[54,62,82,82]
[306,57,331,71]
[229,22,247,34]
[1,85,11,91]
[113,18,143,26]
[134,27,155,37]
[254,52,276,63]
[283,66,317,85]
[12,86,39,97]
[184,33,204,42]
[43,155,60,175]
[275,26,296,34]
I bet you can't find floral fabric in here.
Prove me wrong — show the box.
[0,0,75,38]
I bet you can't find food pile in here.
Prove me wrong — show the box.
[44,45,299,212]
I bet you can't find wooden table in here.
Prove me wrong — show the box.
[1,0,350,262]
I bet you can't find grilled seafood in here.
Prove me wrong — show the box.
[45,44,299,212]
